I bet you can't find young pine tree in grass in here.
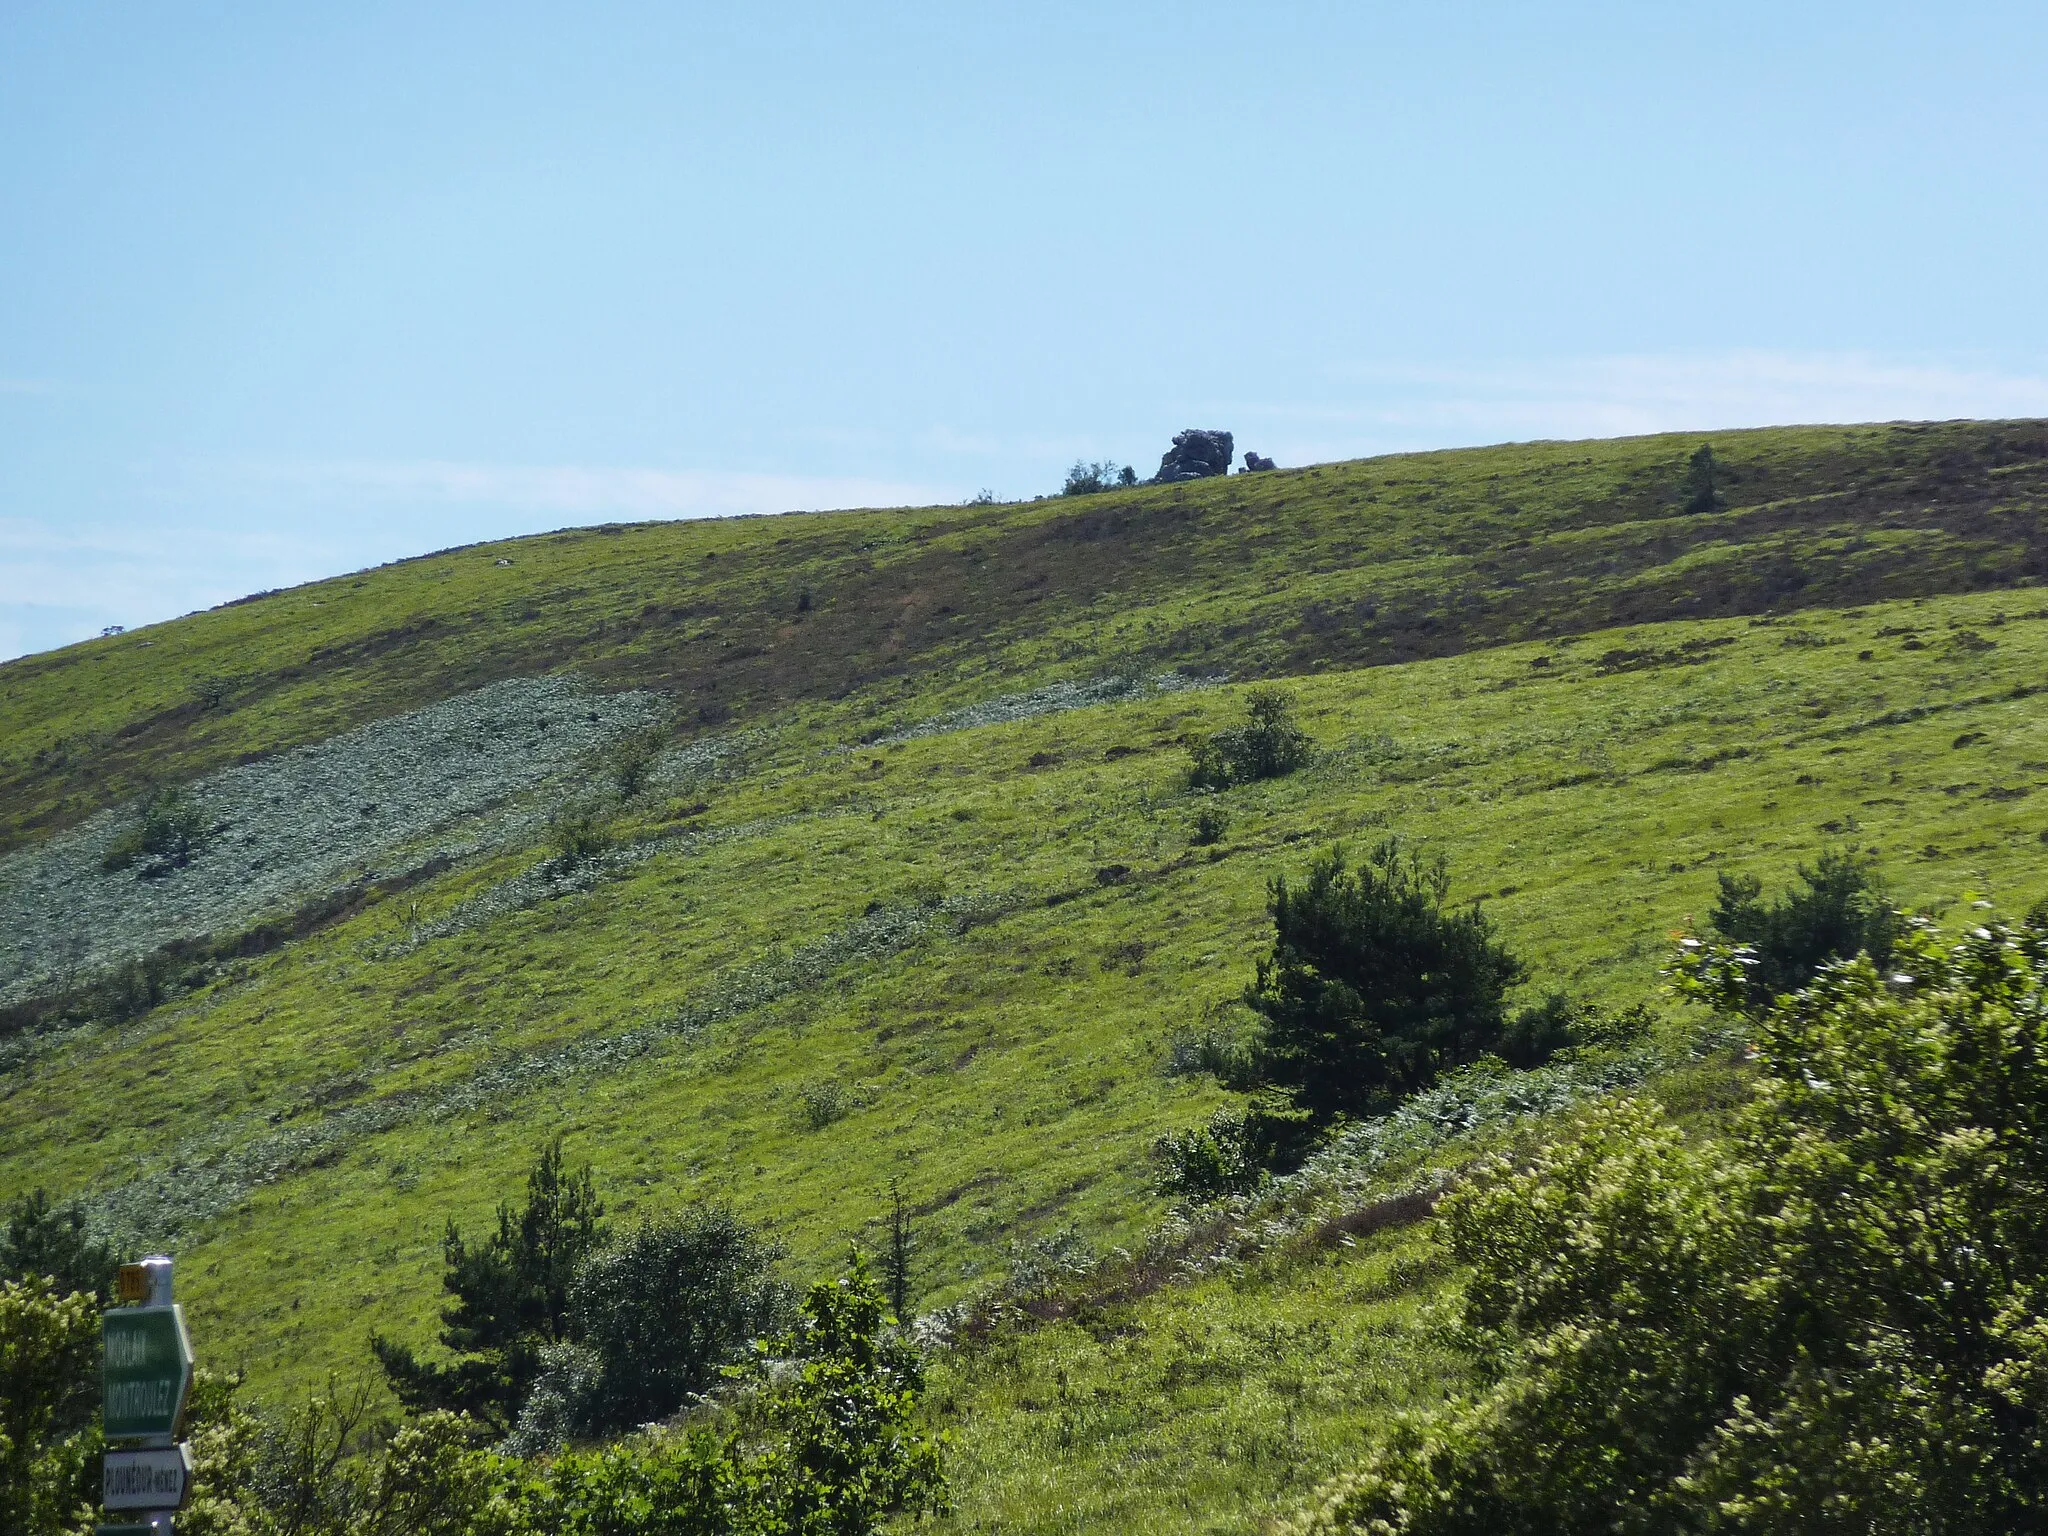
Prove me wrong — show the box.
[373,1138,608,1434]
[1248,840,1525,1122]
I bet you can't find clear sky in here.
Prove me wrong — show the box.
[5,3,2047,659]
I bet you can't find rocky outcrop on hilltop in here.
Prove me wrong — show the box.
[1153,429,1234,482]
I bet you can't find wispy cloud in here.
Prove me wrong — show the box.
[253,460,959,519]
[1245,351,2048,461]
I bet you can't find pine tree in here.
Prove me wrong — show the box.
[1247,841,1525,1121]
[372,1138,608,1432]
[883,1180,913,1324]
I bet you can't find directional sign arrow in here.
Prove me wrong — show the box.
[102,1307,195,1441]
[103,1445,194,1511]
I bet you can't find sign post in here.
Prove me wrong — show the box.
[99,1257,195,1536]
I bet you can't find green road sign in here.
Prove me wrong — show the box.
[103,1306,194,1440]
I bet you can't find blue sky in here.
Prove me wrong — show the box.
[4,3,2046,659]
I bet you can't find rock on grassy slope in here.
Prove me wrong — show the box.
[5,422,2048,1530]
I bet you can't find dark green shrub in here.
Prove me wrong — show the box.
[1153,1107,1265,1200]
[882,1182,914,1326]
[513,1428,739,1536]
[1154,1100,1315,1200]
[1709,848,1900,1008]
[1,1190,116,1301]
[1682,442,1722,514]
[101,787,206,874]
[516,1258,945,1535]
[1187,689,1314,790]
[1190,803,1230,846]
[546,805,616,870]
[1292,919,2048,1534]
[732,1254,948,1532]
[1497,994,1653,1069]
[374,1140,609,1434]
[798,1079,859,1129]
[1248,841,1526,1122]
[607,729,666,799]
[1164,1021,1264,1088]
[564,1208,789,1434]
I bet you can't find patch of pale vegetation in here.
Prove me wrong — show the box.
[0,676,664,1006]
[871,668,1216,745]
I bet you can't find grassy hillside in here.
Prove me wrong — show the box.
[6,420,2048,1530]
[8,420,2048,856]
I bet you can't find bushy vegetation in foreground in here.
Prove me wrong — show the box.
[1289,914,2048,1532]
[1,1258,942,1536]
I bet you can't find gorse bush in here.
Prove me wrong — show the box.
[726,1253,948,1533]
[798,1080,852,1130]
[170,1259,943,1535]
[1248,840,1527,1122]
[1163,1019,1264,1089]
[375,1140,609,1434]
[1709,847,1900,1008]
[1290,915,2048,1534]
[1152,1105,1271,1201]
[1188,688,1314,790]
[607,728,667,800]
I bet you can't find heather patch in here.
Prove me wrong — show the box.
[0,676,664,1007]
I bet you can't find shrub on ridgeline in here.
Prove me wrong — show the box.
[1060,460,1138,496]
[1288,914,2048,1534]
[1682,442,1723,514]
[1186,689,1313,790]
[1248,840,1527,1122]
[1,1189,118,1301]
[373,1139,609,1435]
[1709,847,1901,1009]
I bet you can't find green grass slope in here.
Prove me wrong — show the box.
[6,422,2048,1531]
[7,420,2047,854]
